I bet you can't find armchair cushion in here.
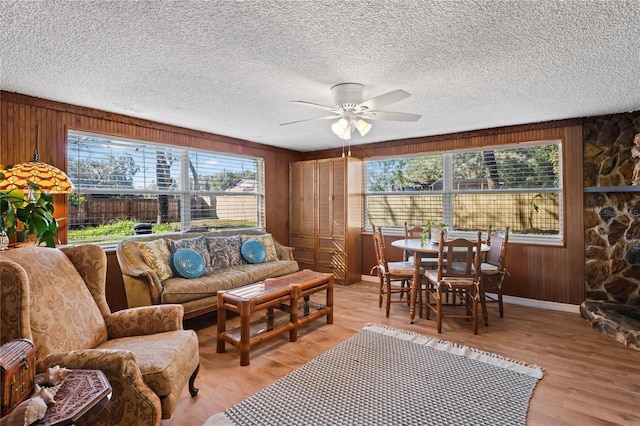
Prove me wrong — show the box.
[98,330,199,397]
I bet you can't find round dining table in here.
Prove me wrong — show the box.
[391,238,489,323]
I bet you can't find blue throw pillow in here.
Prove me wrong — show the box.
[170,248,205,279]
[241,240,267,264]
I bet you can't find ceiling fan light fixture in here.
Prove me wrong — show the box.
[331,118,349,137]
[355,119,372,136]
[336,123,351,140]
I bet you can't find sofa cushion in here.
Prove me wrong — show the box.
[241,240,267,264]
[161,260,300,304]
[242,234,278,262]
[206,235,244,268]
[165,235,211,267]
[170,248,205,279]
[138,239,173,281]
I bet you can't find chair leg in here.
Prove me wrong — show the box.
[479,278,489,326]
[385,279,391,318]
[189,364,200,397]
[417,281,423,319]
[378,275,384,308]
[472,284,479,335]
[436,286,443,333]
[498,288,504,318]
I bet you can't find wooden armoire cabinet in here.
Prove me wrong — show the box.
[289,157,362,285]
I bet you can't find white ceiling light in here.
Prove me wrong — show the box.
[281,83,420,141]
[331,118,350,138]
[355,119,372,136]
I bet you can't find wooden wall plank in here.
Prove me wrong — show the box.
[1,91,589,305]
[0,92,301,247]
[347,125,585,305]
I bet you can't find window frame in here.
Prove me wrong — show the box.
[363,140,564,245]
[66,129,265,245]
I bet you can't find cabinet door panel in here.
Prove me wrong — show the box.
[290,235,314,249]
[317,159,332,236]
[290,161,315,235]
[293,247,315,264]
[318,237,345,251]
[331,159,346,236]
[317,264,346,282]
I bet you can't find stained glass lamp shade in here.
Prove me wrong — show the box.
[0,161,74,194]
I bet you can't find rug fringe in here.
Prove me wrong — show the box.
[363,324,544,379]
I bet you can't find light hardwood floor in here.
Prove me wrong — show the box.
[164,281,640,426]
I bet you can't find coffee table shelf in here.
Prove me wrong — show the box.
[217,270,333,366]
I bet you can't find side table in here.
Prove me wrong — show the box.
[34,369,111,426]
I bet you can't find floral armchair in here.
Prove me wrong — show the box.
[0,245,200,426]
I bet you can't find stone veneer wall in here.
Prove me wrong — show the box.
[583,111,640,306]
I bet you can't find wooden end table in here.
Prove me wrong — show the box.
[216,269,334,366]
[34,369,111,426]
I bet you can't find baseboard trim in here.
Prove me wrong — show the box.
[359,275,580,313]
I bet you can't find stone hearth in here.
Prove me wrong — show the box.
[581,300,640,350]
[582,113,640,351]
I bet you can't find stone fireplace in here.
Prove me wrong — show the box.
[582,112,640,351]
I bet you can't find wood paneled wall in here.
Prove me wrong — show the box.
[309,123,586,305]
[2,91,587,305]
[0,92,301,245]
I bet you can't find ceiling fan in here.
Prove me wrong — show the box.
[281,83,421,140]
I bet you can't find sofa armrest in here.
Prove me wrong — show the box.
[273,240,295,261]
[116,241,163,306]
[39,349,162,426]
[105,305,184,339]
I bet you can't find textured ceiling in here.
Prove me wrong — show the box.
[2,1,640,152]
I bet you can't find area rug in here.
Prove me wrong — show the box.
[205,324,543,425]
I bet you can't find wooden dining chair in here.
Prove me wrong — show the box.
[404,222,439,269]
[425,230,482,334]
[371,225,423,318]
[479,227,510,324]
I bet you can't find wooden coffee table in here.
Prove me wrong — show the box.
[216,269,334,366]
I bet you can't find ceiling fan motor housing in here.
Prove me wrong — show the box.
[331,83,365,108]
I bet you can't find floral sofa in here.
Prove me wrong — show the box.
[0,245,199,425]
[116,229,299,319]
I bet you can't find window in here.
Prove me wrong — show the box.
[66,131,264,244]
[365,141,562,242]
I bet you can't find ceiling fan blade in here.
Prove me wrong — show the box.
[358,89,411,111]
[280,115,339,126]
[362,111,422,122]
[290,100,337,112]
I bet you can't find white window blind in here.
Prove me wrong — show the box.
[66,131,263,244]
[365,141,562,241]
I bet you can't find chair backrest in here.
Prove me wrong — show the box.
[484,227,510,268]
[372,225,390,275]
[0,260,32,344]
[485,224,493,246]
[0,246,109,367]
[403,222,423,261]
[435,230,482,282]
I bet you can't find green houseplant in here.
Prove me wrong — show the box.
[0,168,58,248]
[420,220,447,247]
